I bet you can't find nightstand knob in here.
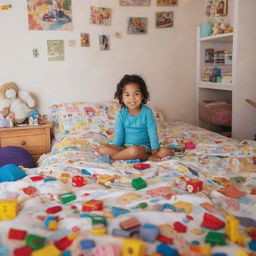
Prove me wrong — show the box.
[20,140,26,146]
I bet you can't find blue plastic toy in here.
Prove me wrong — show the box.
[139,223,160,243]
[0,164,27,182]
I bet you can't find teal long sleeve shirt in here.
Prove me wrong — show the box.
[113,105,160,150]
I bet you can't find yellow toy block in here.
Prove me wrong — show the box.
[236,251,249,256]
[173,201,193,213]
[97,174,115,185]
[32,244,61,256]
[0,199,18,221]
[123,238,145,256]
[190,245,211,256]
[91,227,106,235]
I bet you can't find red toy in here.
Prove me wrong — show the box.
[186,179,203,193]
[173,221,187,233]
[157,234,173,244]
[46,206,63,214]
[201,212,225,230]
[13,246,32,256]
[120,216,141,231]
[185,141,196,149]
[133,163,150,170]
[30,176,44,181]
[82,199,103,212]
[8,228,27,240]
[72,175,86,187]
[54,236,73,251]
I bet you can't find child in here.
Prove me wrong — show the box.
[96,74,173,162]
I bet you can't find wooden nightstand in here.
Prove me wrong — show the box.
[0,122,52,166]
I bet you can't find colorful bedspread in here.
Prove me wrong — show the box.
[0,101,255,256]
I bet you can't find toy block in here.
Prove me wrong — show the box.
[157,234,173,244]
[139,223,160,242]
[80,239,96,250]
[72,175,85,187]
[201,212,225,230]
[186,179,203,193]
[137,202,148,209]
[54,234,76,251]
[0,199,18,221]
[30,176,44,181]
[97,174,115,185]
[120,216,141,231]
[112,228,139,238]
[8,228,27,240]
[58,192,76,204]
[91,227,106,235]
[111,207,130,217]
[122,238,145,256]
[205,231,226,246]
[31,244,61,256]
[247,227,256,240]
[91,215,107,227]
[62,251,71,256]
[81,169,92,176]
[46,205,62,214]
[236,251,249,256]
[133,163,150,170]
[156,243,178,256]
[146,186,173,199]
[93,244,121,256]
[159,224,175,239]
[44,216,58,230]
[190,245,211,256]
[82,199,103,212]
[13,246,32,256]
[249,241,256,251]
[26,234,46,250]
[131,177,147,190]
[173,222,187,233]
[173,201,192,213]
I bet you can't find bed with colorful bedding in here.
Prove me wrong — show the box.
[0,100,255,256]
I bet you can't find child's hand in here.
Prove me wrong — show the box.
[148,154,161,162]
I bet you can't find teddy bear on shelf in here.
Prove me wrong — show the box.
[0,82,36,124]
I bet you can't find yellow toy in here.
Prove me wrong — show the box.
[122,238,145,256]
[0,199,18,221]
[173,201,193,213]
[236,251,249,256]
[226,215,246,246]
[190,245,211,256]
[91,227,106,235]
[32,244,61,256]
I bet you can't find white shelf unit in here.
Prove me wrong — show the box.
[196,27,234,131]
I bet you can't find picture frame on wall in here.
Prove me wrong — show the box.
[90,7,111,25]
[120,0,150,6]
[81,33,90,47]
[155,11,173,28]
[127,17,147,34]
[214,0,228,16]
[99,35,110,51]
[47,40,64,61]
[157,0,177,6]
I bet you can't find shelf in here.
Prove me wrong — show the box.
[200,32,234,42]
[198,81,233,91]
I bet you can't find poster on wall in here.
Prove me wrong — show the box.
[127,17,147,34]
[99,35,110,51]
[27,0,73,30]
[81,33,90,47]
[90,7,111,25]
[205,0,215,16]
[157,0,177,6]
[47,40,64,61]
[120,0,150,6]
[155,11,173,28]
[214,0,228,16]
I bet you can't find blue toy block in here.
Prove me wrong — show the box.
[81,169,91,176]
[62,250,71,256]
[249,240,256,251]
[157,243,178,256]
[111,207,130,217]
[112,228,139,238]
[0,164,26,182]
[139,223,160,243]
[44,178,57,182]
[97,155,111,164]
[80,239,96,250]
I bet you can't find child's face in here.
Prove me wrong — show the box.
[122,83,143,110]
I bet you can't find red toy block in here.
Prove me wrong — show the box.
[82,199,103,212]
[186,215,194,221]
[72,175,86,187]
[173,221,187,233]
[13,246,32,256]
[30,176,44,181]
[201,212,225,230]
[133,163,150,170]
[8,228,27,240]
[54,236,73,251]
[157,234,173,244]
[46,205,63,214]
[186,179,203,193]
[120,216,141,231]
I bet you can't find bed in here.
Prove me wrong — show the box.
[0,100,255,256]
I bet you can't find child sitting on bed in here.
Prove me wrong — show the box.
[96,74,173,162]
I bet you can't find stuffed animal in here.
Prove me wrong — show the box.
[0,82,36,124]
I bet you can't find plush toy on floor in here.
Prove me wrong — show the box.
[0,82,36,124]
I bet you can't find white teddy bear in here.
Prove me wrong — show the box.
[0,82,35,124]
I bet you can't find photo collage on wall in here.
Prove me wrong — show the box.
[26,0,178,60]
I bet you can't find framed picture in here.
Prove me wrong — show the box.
[27,0,73,30]
[205,0,215,16]
[47,40,64,61]
[214,0,227,16]
[81,33,90,47]
[90,7,111,25]
[155,11,173,28]
[157,0,177,6]
[99,35,110,51]
[120,0,150,6]
[128,17,147,34]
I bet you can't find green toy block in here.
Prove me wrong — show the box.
[91,215,107,227]
[205,231,226,246]
[26,234,46,250]
[58,192,76,204]
[131,177,147,190]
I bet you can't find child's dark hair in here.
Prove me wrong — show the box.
[114,74,150,107]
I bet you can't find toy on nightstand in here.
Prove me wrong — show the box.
[28,110,39,125]
[0,199,18,221]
